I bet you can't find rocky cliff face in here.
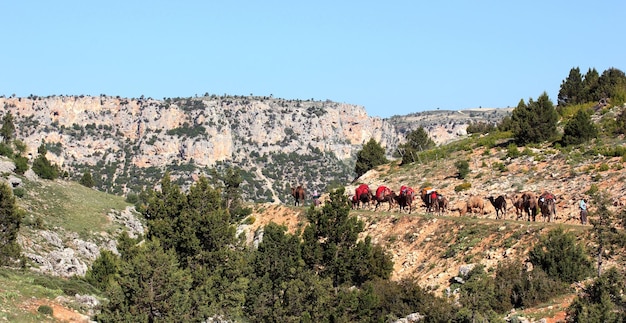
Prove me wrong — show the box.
[1,95,402,202]
[3,96,397,165]
[1,95,510,202]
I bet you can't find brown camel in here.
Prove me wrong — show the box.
[459,195,485,216]
[521,191,538,221]
[538,192,557,222]
[291,186,305,206]
[511,195,524,220]
[487,195,507,219]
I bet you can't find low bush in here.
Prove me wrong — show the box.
[37,305,53,315]
[454,182,472,192]
[33,276,100,296]
[529,227,594,284]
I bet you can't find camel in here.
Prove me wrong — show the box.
[291,186,305,207]
[434,194,449,216]
[374,186,396,212]
[420,187,438,213]
[521,192,538,221]
[511,195,525,220]
[538,192,557,222]
[353,184,373,210]
[351,195,359,209]
[358,191,374,210]
[459,195,485,216]
[395,186,415,214]
[487,195,507,219]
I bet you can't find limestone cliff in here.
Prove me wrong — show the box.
[1,95,400,202]
[1,95,510,202]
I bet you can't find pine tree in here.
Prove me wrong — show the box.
[85,250,119,291]
[31,143,60,180]
[79,171,95,188]
[301,187,392,287]
[558,67,584,106]
[596,68,626,107]
[97,239,193,322]
[220,168,251,222]
[455,160,470,179]
[582,68,600,103]
[0,181,23,265]
[143,174,247,318]
[245,222,333,322]
[0,111,15,144]
[511,93,559,145]
[588,190,626,277]
[399,127,435,165]
[354,138,388,178]
[567,267,626,322]
[562,108,598,146]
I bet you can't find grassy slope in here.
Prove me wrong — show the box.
[0,176,132,322]
[20,178,132,237]
[0,268,68,322]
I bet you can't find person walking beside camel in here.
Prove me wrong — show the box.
[579,198,588,225]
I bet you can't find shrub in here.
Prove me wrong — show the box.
[586,184,599,195]
[0,142,13,157]
[33,275,99,296]
[455,160,470,179]
[12,187,25,198]
[467,121,496,134]
[529,227,594,284]
[13,156,28,174]
[493,162,507,172]
[79,171,95,188]
[125,193,139,204]
[37,305,53,315]
[506,143,520,158]
[32,155,60,180]
[34,215,44,229]
[454,182,472,192]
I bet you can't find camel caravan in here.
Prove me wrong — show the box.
[294,182,586,224]
[291,182,585,224]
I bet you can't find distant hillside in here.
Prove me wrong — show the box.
[386,107,513,146]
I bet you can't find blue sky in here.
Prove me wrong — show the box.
[1,1,624,118]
